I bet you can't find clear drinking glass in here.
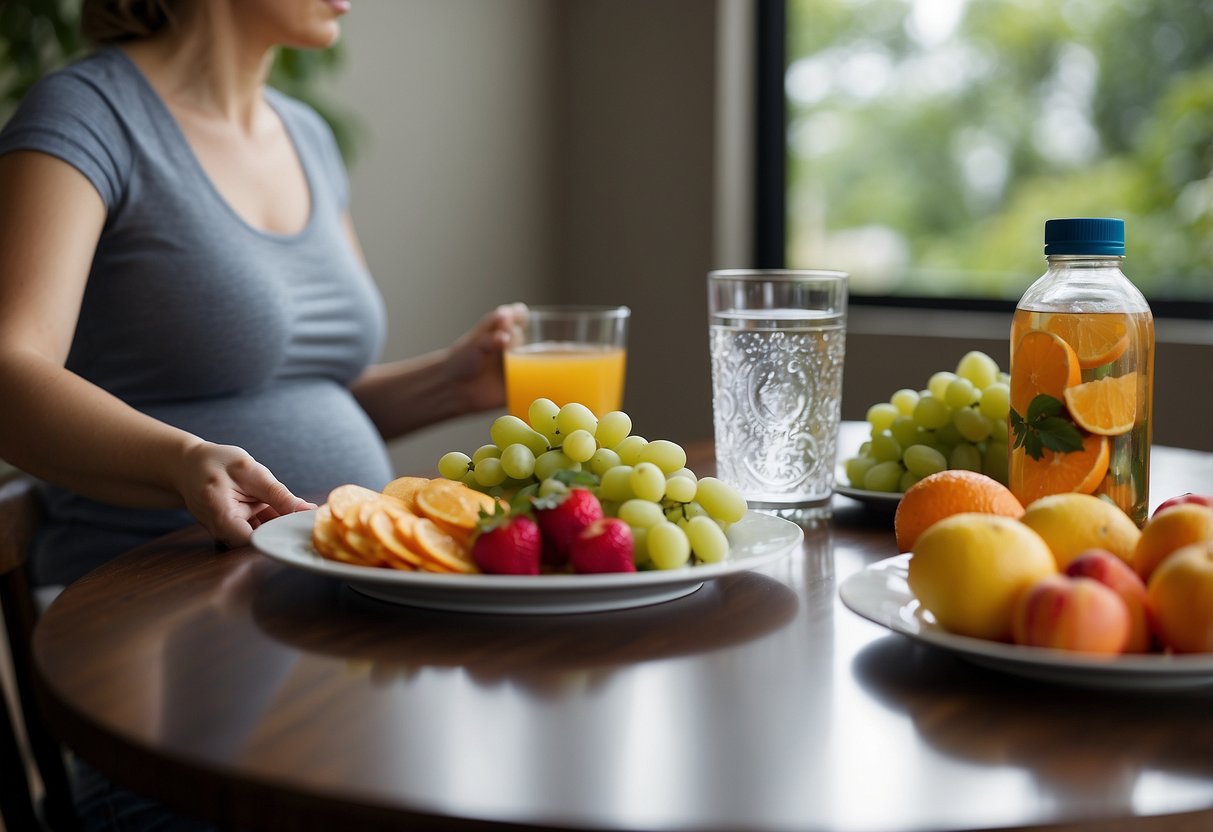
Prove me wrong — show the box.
[708,270,848,521]
[504,305,630,418]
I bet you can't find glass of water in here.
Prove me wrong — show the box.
[708,269,848,521]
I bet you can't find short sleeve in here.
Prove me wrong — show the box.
[0,69,131,209]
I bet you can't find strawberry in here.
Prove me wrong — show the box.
[472,507,541,575]
[570,518,636,574]
[534,487,604,565]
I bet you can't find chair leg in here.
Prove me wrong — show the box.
[2,566,78,831]
[0,684,40,832]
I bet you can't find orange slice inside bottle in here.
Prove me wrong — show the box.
[1010,330,1082,415]
[1014,434,1110,505]
[1063,372,1137,436]
[1043,313,1130,369]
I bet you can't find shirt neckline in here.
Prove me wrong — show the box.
[105,46,319,243]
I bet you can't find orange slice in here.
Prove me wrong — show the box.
[311,505,343,560]
[367,505,421,570]
[415,479,497,531]
[1063,372,1137,436]
[325,484,382,523]
[382,476,430,512]
[1010,330,1082,415]
[412,518,478,574]
[1014,434,1109,505]
[1043,313,1130,369]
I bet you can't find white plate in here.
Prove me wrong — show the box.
[833,481,902,509]
[839,554,1213,690]
[834,462,902,508]
[252,510,802,614]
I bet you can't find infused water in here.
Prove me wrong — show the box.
[1008,308,1154,525]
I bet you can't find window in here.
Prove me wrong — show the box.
[770,0,1213,318]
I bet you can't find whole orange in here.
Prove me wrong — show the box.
[894,470,1025,553]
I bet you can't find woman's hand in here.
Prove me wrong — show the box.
[442,302,527,412]
[177,441,315,549]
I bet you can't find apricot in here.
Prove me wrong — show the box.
[1147,540,1213,654]
[1064,548,1153,653]
[1133,503,1213,582]
[1011,574,1131,655]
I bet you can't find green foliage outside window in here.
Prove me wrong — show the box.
[787,0,1213,303]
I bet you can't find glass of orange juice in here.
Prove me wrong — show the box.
[505,305,630,417]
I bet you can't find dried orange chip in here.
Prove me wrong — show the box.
[415,479,497,531]
[1063,372,1137,436]
[367,505,422,570]
[1010,330,1082,416]
[1012,433,1109,505]
[382,476,430,512]
[412,518,478,574]
[1044,313,1130,369]
[326,484,383,523]
[341,525,390,567]
[311,505,342,559]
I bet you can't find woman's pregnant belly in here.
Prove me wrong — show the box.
[145,378,394,500]
[33,379,393,586]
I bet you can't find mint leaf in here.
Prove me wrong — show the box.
[1010,407,1027,449]
[1014,394,1086,461]
[1027,394,1064,422]
[1037,417,1085,453]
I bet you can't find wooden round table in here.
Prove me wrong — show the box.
[32,426,1213,831]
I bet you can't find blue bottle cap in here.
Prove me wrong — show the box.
[1044,218,1125,256]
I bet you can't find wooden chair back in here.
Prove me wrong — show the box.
[0,472,77,830]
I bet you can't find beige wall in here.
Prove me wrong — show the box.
[326,1,558,475]
[329,0,722,476]
[330,0,1212,475]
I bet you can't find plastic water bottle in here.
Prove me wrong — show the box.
[1008,218,1154,526]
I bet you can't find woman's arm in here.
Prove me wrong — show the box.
[0,151,311,546]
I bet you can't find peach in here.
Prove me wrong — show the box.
[1011,574,1130,654]
[1064,548,1153,653]
[1132,503,1213,582]
[1146,540,1213,654]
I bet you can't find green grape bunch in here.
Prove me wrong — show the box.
[436,398,748,570]
[843,351,1012,494]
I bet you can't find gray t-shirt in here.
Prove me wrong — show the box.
[0,47,395,585]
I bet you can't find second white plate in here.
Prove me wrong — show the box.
[833,481,902,509]
[252,509,803,614]
[839,554,1213,690]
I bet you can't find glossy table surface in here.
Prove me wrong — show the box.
[32,424,1213,831]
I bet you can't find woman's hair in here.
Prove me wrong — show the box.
[80,0,184,45]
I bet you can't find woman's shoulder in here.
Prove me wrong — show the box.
[12,47,143,118]
[0,48,146,208]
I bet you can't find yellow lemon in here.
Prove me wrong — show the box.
[1019,493,1141,569]
[909,513,1057,641]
